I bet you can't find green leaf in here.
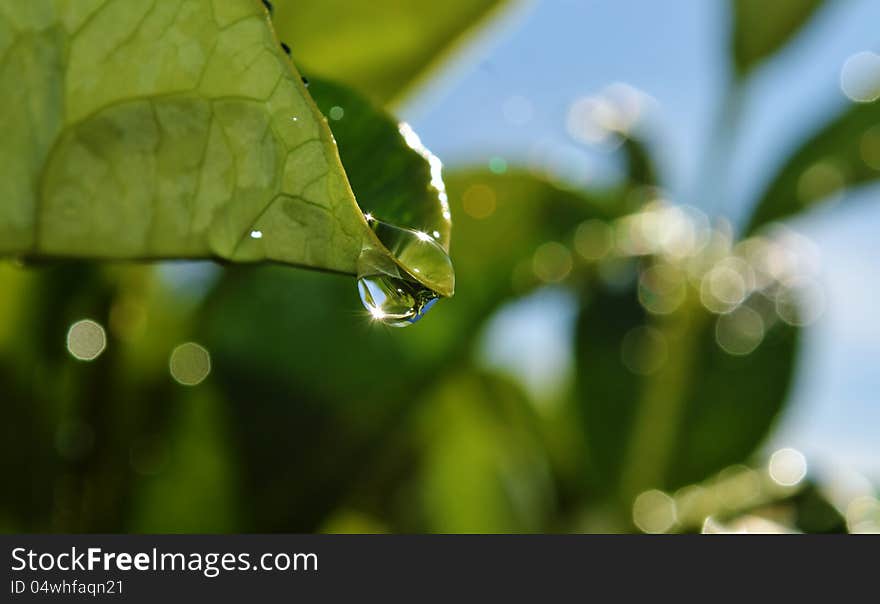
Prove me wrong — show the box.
[575,281,800,503]
[272,0,504,104]
[409,371,553,532]
[309,78,453,296]
[731,0,825,76]
[745,100,880,234]
[0,0,451,296]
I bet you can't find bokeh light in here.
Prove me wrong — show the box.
[462,183,497,219]
[632,489,677,533]
[846,496,880,533]
[169,342,212,386]
[574,219,612,261]
[768,448,807,487]
[532,242,572,283]
[715,305,765,355]
[328,105,345,120]
[638,263,686,315]
[66,319,107,361]
[840,51,880,102]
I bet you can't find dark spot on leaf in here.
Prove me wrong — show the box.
[281,42,291,56]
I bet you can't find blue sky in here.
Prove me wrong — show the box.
[403,0,880,480]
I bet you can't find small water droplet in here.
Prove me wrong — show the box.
[302,76,309,87]
[250,230,263,239]
[291,116,298,122]
[356,218,453,327]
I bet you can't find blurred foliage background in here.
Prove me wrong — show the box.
[2,0,880,534]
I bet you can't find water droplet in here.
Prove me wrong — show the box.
[250,229,262,239]
[356,217,453,327]
[358,273,439,327]
[301,76,309,87]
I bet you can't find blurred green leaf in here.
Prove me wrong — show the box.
[791,482,846,533]
[0,1,452,294]
[745,99,880,233]
[198,266,454,531]
[409,371,553,532]
[272,0,504,104]
[0,263,185,531]
[576,284,800,505]
[731,0,825,76]
[131,389,238,532]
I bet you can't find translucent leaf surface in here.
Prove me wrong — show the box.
[0,0,452,294]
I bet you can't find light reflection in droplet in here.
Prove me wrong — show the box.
[840,51,880,103]
[768,448,807,487]
[250,229,263,239]
[633,489,677,534]
[169,342,211,386]
[66,319,107,361]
